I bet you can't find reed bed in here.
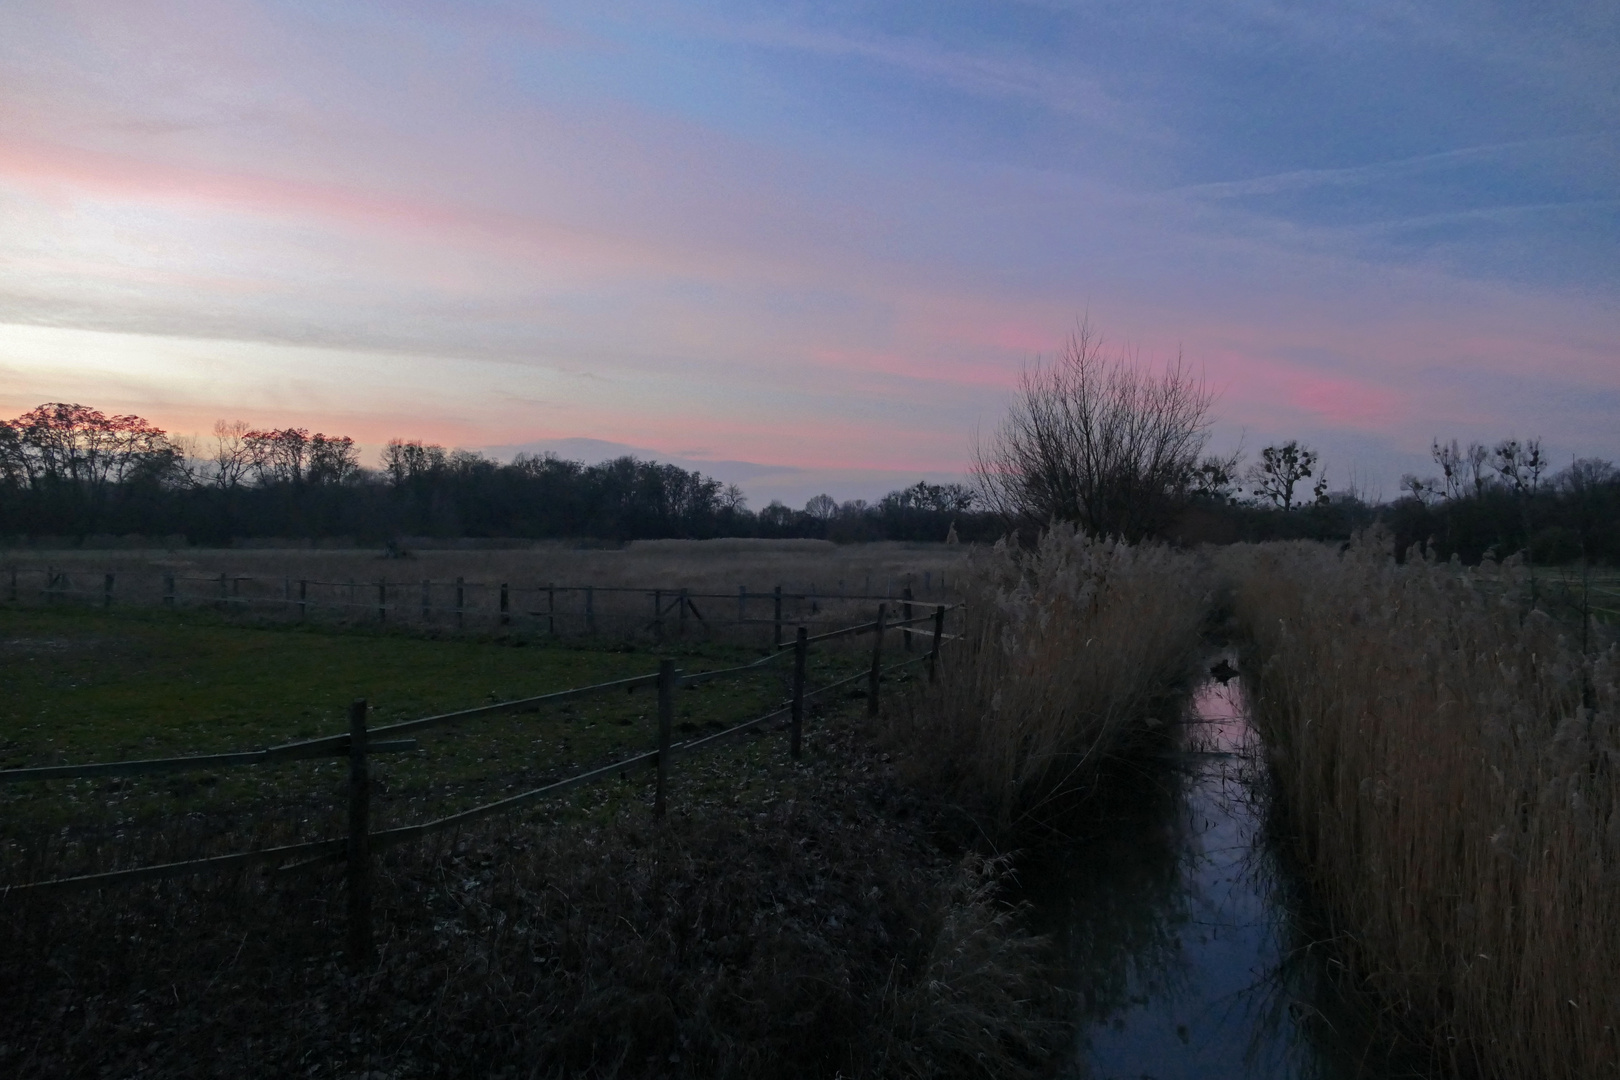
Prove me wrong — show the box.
[891,525,1208,838]
[1229,535,1619,1078]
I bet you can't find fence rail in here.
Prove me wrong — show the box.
[2,600,959,969]
[4,565,958,648]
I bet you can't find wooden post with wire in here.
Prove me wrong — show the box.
[499,583,509,626]
[928,605,946,684]
[791,626,808,758]
[868,603,887,717]
[346,698,373,969]
[902,585,913,651]
[655,659,676,817]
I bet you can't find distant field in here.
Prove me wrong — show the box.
[1,538,968,593]
[0,601,875,885]
[0,538,970,641]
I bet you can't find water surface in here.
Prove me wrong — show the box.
[1034,673,1414,1079]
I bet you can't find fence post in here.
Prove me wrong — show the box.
[929,605,946,684]
[374,579,385,622]
[346,698,373,969]
[44,566,53,604]
[298,578,307,620]
[101,572,113,609]
[678,588,688,636]
[499,583,510,627]
[9,565,18,602]
[547,584,555,635]
[455,577,465,630]
[791,626,808,758]
[655,659,676,818]
[421,579,430,621]
[773,585,783,649]
[868,603,887,717]
[217,572,228,612]
[585,586,595,634]
[737,585,746,628]
[653,589,664,641]
[902,585,913,651]
[283,577,291,614]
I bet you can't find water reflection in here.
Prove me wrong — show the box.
[1030,671,1417,1079]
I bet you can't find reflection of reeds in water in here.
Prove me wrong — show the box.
[889,526,1207,840]
[1229,533,1620,1079]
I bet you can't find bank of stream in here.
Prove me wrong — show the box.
[1025,664,1430,1079]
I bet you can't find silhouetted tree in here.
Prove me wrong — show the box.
[973,320,1215,540]
[1247,441,1324,511]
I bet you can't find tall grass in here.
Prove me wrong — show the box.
[1229,534,1619,1078]
[892,525,1207,838]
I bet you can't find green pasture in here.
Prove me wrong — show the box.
[1532,565,1620,624]
[0,603,867,877]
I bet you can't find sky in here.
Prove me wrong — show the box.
[1,0,1616,506]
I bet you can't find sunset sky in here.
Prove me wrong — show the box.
[2,1,1616,505]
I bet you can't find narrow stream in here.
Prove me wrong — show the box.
[1034,668,1411,1079]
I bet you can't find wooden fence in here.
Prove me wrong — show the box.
[0,602,956,967]
[5,565,954,646]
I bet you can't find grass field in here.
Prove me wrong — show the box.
[0,567,1059,1080]
[0,601,874,886]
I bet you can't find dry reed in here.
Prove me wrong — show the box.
[1229,533,1619,1078]
[891,525,1207,838]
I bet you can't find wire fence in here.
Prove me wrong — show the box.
[3,564,957,647]
[0,601,959,967]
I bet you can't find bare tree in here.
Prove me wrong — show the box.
[804,493,837,521]
[973,320,1216,540]
[382,439,449,484]
[1493,437,1547,496]
[11,403,177,490]
[306,433,360,484]
[1247,441,1324,511]
[212,420,253,488]
[1433,439,1466,500]
[1464,441,1491,497]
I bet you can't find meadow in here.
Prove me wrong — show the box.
[0,542,1066,1080]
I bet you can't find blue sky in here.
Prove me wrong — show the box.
[1,0,1615,503]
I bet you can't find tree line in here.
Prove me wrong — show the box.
[0,403,996,545]
[970,322,1618,561]
[3,389,1614,562]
